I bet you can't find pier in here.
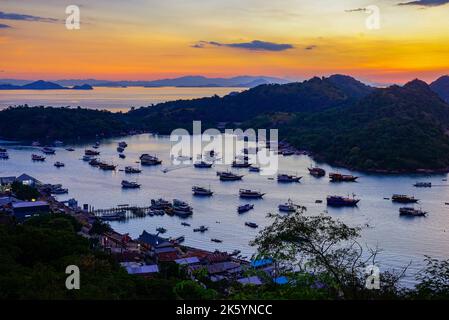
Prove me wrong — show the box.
[92,204,152,218]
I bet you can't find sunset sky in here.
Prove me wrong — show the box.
[1,0,448,84]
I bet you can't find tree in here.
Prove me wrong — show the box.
[11,181,40,201]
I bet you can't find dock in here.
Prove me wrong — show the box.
[92,205,152,218]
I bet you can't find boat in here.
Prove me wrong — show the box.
[118,141,128,148]
[66,148,75,152]
[125,166,141,174]
[181,222,191,227]
[51,187,68,195]
[308,167,326,177]
[0,147,7,152]
[140,154,162,166]
[245,222,258,228]
[117,147,125,153]
[399,207,427,217]
[277,174,302,183]
[99,211,126,221]
[329,173,358,182]
[156,227,167,234]
[0,152,9,159]
[82,155,93,161]
[193,225,208,232]
[232,160,251,168]
[326,195,360,207]
[85,149,100,156]
[192,186,213,196]
[150,198,172,210]
[238,204,254,213]
[174,236,185,243]
[149,209,165,216]
[89,158,101,166]
[278,199,299,212]
[173,199,193,217]
[249,166,261,172]
[42,147,56,154]
[99,163,116,171]
[121,180,141,189]
[211,238,222,243]
[32,154,45,161]
[414,182,432,188]
[217,171,244,181]
[239,189,265,199]
[92,145,99,149]
[54,161,65,168]
[194,161,213,168]
[230,249,241,256]
[392,194,419,203]
[31,141,41,147]
[281,150,295,156]
[119,153,126,159]
[207,150,216,157]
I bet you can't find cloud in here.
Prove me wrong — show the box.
[0,11,59,23]
[192,40,294,51]
[398,0,449,6]
[0,23,11,29]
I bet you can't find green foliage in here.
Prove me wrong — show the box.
[413,256,449,299]
[11,181,40,201]
[173,280,218,300]
[89,219,112,235]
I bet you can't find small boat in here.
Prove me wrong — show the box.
[308,167,326,177]
[31,141,41,147]
[119,153,126,159]
[211,238,222,243]
[0,147,7,152]
[249,166,261,172]
[85,149,100,156]
[32,154,45,161]
[230,249,241,256]
[89,158,101,166]
[0,152,9,160]
[174,236,185,243]
[329,173,358,182]
[278,199,298,212]
[232,160,251,168]
[277,174,302,183]
[82,155,93,161]
[193,225,208,232]
[140,154,162,166]
[118,141,128,148]
[239,189,265,199]
[414,182,431,188]
[149,209,165,216]
[121,180,141,189]
[281,150,295,156]
[66,148,75,152]
[217,171,244,181]
[399,207,427,217]
[150,198,172,210]
[194,161,213,168]
[192,186,213,196]
[100,211,126,221]
[117,147,125,153]
[392,194,419,203]
[54,161,65,168]
[42,147,56,154]
[125,166,141,174]
[245,222,258,228]
[92,145,99,149]
[238,204,254,213]
[327,195,360,207]
[99,163,116,171]
[156,227,167,234]
[181,222,191,227]
[51,187,68,194]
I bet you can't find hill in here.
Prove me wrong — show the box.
[430,75,449,103]
[0,80,94,90]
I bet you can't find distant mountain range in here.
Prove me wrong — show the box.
[0,80,93,90]
[0,76,289,89]
[430,76,449,103]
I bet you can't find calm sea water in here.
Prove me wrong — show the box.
[0,87,245,112]
[2,134,449,286]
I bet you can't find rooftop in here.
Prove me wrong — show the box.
[12,201,49,209]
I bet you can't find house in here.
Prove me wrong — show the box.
[237,276,263,286]
[12,201,50,219]
[16,174,41,187]
[138,230,168,247]
[207,261,241,275]
[0,196,17,207]
[121,262,159,276]
[0,176,16,186]
[175,257,201,266]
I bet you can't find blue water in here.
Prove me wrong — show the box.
[2,134,449,286]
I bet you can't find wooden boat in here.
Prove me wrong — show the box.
[192,186,213,196]
[125,166,141,174]
[85,149,100,156]
[238,204,254,213]
[217,171,244,181]
[32,154,45,161]
[326,195,360,207]
[121,180,140,189]
[239,189,265,199]
[277,174,302,183]
[329,173,358,182]
[392,194,419,203]
[414,182,431,188]
[245,222,258,228]
[193,225,208,232]
[194,161,213,168]
[54,161,65,168]
[399,207,427,217]
[308,167,326,177]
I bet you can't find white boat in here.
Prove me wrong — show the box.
[249,166,260,172]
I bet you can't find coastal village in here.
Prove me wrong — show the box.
[0,173,284,290]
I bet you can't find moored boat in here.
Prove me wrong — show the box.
[121,180,141,189]
[99,211,126,221]
[66,147,75,152]
[192,186,213,196]
[239,189,265,199]
[249,166,261,172]
[392,194,419,203]
[125,166,141,174]
[399,207,427,217]
[99,163,116,171]
[156,227,167,234]
[211,238,223,243]
[118,141,128,148]
[245,222,258,228]
[0,147,7,152]
[217,171,243,181]
[119,153,126,159]
[54,161,65,168]
[278,199,299,212]
[277,174,302,183]
[42,147,56,154]
[329,173,358,182]
[237,204,254,213]
[173,199,193,217]
[326,195,360,207]
[194,161,213,168]
[414,182,431,188]
[140,154,162,166]
[193,225,208,232]
[85,149,100,156]
[32,154,45,161]
[308,167,326,177]
[232,160,251,168]
[0,152,9,159]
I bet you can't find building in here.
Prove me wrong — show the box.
[16,174,41,187]
[12,201,50,219]
[0,176,16,186]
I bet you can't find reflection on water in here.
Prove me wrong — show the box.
[2,134,449,286]
[0,87,245,112]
